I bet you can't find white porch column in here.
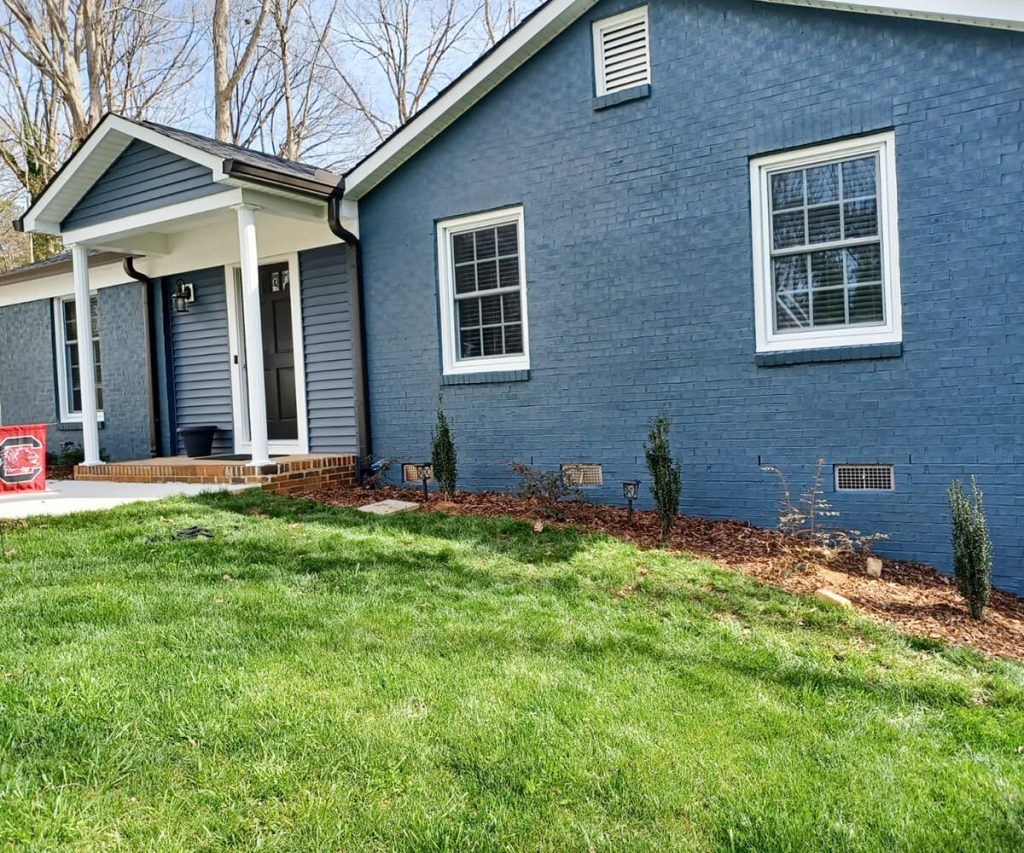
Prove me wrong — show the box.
[234,204,272,467]
[69,243,102,466]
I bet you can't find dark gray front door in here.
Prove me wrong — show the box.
[259,262,297,441]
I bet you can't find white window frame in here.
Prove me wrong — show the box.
[592,6,651,98]
[53,294,104,423]
[750,131,902,354]
[436,205,530,376]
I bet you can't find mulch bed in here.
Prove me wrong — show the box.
[301,485,1024,663]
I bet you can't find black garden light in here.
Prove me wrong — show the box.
[622,480,641,524]
[171,279,195,313]
[415,462,434,502]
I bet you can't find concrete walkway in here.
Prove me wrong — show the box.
[0,480,245,519]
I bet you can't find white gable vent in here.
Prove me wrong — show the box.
[593,6,650,97]
[835,464,894,492]
[561,463,603,487]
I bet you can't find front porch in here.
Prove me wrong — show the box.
[74,453,357,495]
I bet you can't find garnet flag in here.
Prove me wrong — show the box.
[0,424,47,492]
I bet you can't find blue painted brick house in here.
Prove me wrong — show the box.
[2,0,1022,590]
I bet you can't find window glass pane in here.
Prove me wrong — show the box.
[846,244,881,283]
[771,170,804,210]
[807,204,841,244]
[806,163,839,204]
[810,250,844,290]
[496,223,518,255]
[775,290,809,330]
[482,326,503,356]
[498,257,519,288]
[843,199,877,238]
[459,327,482,358]
[503,323,523,354]
[773,255,808,297]
[812,288,846,326]
[772,210,805,249]
[454,264,476,294]
[452,232,475,264]
[475,229,497,260]
[95,387,104,409]
[458,299,480,328]
[849,283,884,324]
[502,292,521,322]
[476,259,498,291]
[842,156,876,198]
[480,295,502,325]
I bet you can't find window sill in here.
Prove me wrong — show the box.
[58,418,105,431]
[755,342,902,367]
[441,369,530,386]
[592,83,650,111]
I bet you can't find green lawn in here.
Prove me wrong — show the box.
[0,490,1022,851]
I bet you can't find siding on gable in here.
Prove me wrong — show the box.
[168,266,234,454]
[0,283,152,460]
[357,0,1024,590]
[61,139,225,230]
[299,244,358,454]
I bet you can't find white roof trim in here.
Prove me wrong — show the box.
[343,0,1022,201]
[344,0,599,200]
[758,0,1024,30]
[20,114,227,236]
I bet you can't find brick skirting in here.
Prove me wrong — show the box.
[74,454,357,494]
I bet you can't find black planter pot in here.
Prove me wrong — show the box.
[177,425,218,458]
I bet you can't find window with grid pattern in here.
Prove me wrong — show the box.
[750,133,902,354]
[437,206,529,375]
[56,295,104,419]
[835,464,894,492]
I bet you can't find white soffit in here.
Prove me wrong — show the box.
[759,0,1024,31]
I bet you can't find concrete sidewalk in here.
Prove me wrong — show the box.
[0,480,246,519]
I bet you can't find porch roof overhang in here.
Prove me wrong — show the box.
[15,113,345,245]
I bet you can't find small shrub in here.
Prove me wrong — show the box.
[509,462,581,519]
[645,414,681,541]
[46,441,108,477]
[431,400,457,500]
[948,476,993,621]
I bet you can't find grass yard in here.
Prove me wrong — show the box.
[0,490,1022,851]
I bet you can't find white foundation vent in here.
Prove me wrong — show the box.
[561,463,603,487]
[835,464,894,492]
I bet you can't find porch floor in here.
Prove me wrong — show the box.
[74,454,357,495]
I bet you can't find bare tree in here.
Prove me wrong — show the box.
[482,0,516,46]
[212,0,271,142]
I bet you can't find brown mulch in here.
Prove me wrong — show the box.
[300,485,1024,664]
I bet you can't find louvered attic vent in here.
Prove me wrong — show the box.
[834,464,894,492]
[593,6,651,97]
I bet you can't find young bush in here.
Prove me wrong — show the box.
[431,401,457,500]
[948,476,993,621]
[509,462,581,519]
[645,415,681,541]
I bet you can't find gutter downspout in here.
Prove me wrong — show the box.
[123,257,161,457]
[327,183,372,472]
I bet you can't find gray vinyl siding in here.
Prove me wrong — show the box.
[168,266,234,454]
[299,244,357,454]
[62,140,225,230]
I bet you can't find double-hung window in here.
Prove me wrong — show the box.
[54,295,104,422]
[437,206,529,375]
[750,132,902,353]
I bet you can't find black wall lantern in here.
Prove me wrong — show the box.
[622,480,641,524]
[171,279,195,313]
[415,462,434,502]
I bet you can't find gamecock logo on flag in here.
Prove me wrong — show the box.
[0,424,47,492]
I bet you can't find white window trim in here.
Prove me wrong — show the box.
[592,6,651,98]
[53,295,104,424]
[437,206,530,376]
[749,131,902,354]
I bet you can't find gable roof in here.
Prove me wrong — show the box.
[17,113,342,235]
[342,0,1024,200]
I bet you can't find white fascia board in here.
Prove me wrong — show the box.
[343,0,599,200]
[20,114,228,235]
[759,0,1024,30]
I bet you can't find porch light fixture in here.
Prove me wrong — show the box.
[622,480,640,524]
[171,279,195,313]
[414,462,433,502]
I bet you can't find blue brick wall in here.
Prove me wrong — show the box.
[357,0,1024,590]
[0,283,152,461]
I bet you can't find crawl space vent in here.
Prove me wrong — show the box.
[561,463,603,487]
[835,464,894,492]
[402,463,433,483]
